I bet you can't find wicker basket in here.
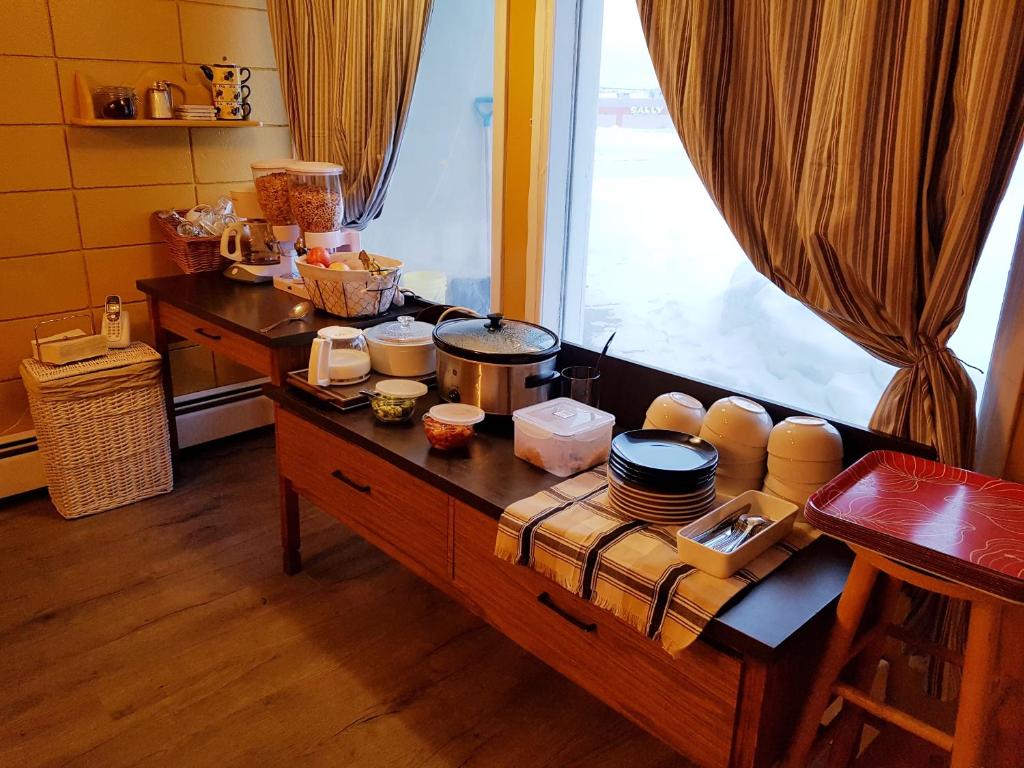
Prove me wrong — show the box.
[153,210,229,274]
[20,343,173,519]
[296,254,404,318]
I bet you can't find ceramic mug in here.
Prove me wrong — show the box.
[201,63,251,85]
[215,100,252,120]
[213,84,251,102]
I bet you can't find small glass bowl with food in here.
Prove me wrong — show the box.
[423,403,486,450]
[365,379,429,423]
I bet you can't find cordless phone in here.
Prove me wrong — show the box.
[102,294,131,349]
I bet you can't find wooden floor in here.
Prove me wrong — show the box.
[0,429,688,768]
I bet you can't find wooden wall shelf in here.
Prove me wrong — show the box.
[70,117,262,128]
[72,66,261,128]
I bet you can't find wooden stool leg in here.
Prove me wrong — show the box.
[825,574,903,768]
[950,600,1002,768]
[784,555,880,768]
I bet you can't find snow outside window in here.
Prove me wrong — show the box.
[360,0,494,315]
[543,0,1023,428]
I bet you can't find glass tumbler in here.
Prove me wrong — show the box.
[561,365,601,407]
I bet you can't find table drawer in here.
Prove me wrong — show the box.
[158,303,274,377]
[453,502,741,768]
[277,409,449,581]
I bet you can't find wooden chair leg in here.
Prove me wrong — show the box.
[950,600,1002,768]
[784,555,880,768]
[825,574,903,768]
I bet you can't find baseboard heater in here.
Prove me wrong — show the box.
[0,380,274,499]
[0,432,47,499]
[173,379,274,448]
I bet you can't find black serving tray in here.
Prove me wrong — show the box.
[286,369,436,412]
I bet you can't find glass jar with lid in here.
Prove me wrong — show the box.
[251,159,296,226]
[286,161,345,234]
[93,85,137,119]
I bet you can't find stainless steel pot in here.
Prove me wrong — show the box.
[433,313,561,415]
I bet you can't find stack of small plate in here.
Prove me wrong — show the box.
[174,104,217,121]
[607,430,719,525]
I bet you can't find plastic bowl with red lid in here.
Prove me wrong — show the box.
[423,403,485,450]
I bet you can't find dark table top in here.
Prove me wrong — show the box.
[265,383,853,661]
[138,273,431,347]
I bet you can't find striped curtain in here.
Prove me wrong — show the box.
[636,0,1024,470]
[267,0,433,229]
[637,0,1024,699]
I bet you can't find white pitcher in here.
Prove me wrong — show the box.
[307,336,332,387]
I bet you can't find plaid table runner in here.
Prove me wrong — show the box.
[495,465,819,656]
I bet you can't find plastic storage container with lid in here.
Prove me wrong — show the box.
[423,403,485,450]
[513,397,615,477]
[367,379,429,423]
[364,315,436,376]
[250,159,296,226]
[286,161,345,239]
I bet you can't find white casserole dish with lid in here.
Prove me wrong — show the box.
[363,315,436,376]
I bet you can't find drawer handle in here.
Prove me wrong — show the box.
[537,591,597,633]
[194,328,222,341]
[331,468,371,494]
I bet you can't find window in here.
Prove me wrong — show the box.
[542,0,1023,427]
[359,0,494,315]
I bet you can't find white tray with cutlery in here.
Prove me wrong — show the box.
[676,491,799,578]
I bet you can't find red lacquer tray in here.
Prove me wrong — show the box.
[806,450,1024,603]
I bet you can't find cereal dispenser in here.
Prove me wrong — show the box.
[285,161,348,264]
[251,159,301,257]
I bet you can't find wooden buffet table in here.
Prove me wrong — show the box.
[137,275,934,767]
[268,384,865,768]
[137,274,430,462]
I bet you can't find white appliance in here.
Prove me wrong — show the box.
[306,326,371,386]
[220,220,297,284]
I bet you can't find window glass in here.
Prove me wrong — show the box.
[359,0,494,315]
[544,0,1022,426]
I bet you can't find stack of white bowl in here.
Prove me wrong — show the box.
[763,416,843,507]
[643,392,706,435]
[698,396,773,497]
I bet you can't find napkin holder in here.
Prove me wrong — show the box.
[31,314,108,366]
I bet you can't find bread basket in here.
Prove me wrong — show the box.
[296,253,404,318]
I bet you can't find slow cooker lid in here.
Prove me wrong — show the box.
[433,313,559,362]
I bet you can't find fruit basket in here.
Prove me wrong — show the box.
[295,253,403,318]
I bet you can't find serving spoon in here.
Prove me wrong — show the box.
[261,300,313,334]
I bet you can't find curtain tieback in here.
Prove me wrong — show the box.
[909,343,984,375]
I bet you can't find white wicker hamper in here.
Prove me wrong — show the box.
[19,343,173,519]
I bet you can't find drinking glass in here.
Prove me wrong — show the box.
[561,365,601,407]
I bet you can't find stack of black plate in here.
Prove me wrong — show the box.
[607,430,719,524]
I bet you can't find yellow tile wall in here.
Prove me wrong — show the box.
[0,0,290,437]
